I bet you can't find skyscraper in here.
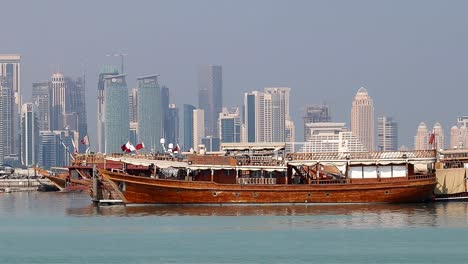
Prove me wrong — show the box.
[198,65,222,137]
[377,116,398,151]
[32,81,51,131]
[243,91,272,143]
[303,105,331,141]
[1,76,15,156]
[285,119,296,152]
[129,87,138,123]
[351,87,375,151]
[97,66,119,153]
[414,122,429,150]
[183,104,196,151]
[104,74,129,153]
[51,72,66,130]
[161,85,169,139]
[165,104,179,145]
[137,75,162,151]
[65,76,87,152]
[264,87,290,142]
[218,107,241,143]
[450,116,468,149]
[193,109,205,150]
[0,54,21,156]
[21,103,39,166]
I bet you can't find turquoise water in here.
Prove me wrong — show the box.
[1,192,468,263]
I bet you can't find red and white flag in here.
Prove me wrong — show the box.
[136,142,145,150]
[81,135,90,146]
[429,130,435,145]
[121,141,136,153]
[172,144,180,154]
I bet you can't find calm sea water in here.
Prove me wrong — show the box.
[1,192,468,263]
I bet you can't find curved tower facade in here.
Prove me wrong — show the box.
[104,75,129,153]
[137,75,162,152]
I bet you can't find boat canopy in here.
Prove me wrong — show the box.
[288,150,436,166]
[105,157,187,169]
[188,165,286,172]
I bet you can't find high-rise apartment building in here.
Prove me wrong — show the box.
[32,81,51,131]
[351,87,375,151]
[244,91,272,143]
[264,87,290,142]
[161,85,169,137]
[21,103,39,166]
[303,105,331,141]
[137,75,162,152]
[198,65,222,137]
[51,72,66,130]
[414,122,430,150]
[193,109,205,150]
[0,54,21,157]
[183,104,196,151]
[218,107,241,143]
[1,76,15,157]
[97,66,119,153]
[377,116,398,151]
[104,74,129,153]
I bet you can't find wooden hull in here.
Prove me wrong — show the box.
[101,170,436,204]
[43,174,90,192]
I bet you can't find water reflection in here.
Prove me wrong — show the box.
[65,201,462,229]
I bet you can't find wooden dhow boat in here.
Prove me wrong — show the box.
[96,144,437,204]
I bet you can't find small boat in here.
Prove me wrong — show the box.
[96,144,437,204]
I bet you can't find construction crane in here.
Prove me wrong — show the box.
[106,53,128,74]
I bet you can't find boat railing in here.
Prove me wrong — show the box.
[408,174,435,180]
[310,179,348,185]
[237,177,277,185]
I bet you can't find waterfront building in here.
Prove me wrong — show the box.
[137,75,162,152]
[218,107,241,143]
[38,131,57,169]
[0,54,21,157]
[50,72,66,130]
[32,81,51,131]
[377,116,398,151]
[351,87,375,151]
[193,109,205,151]
[183,104,196,151]
[21,103,39,166]
[301,122,367,153]
[165,104,179,146]
[104,74,129,153]
[303,105,331,141]
[414,122,430,150]
[97,66,119,153]
[198,65,222,137]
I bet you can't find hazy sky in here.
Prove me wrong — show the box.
[3,0,468,148]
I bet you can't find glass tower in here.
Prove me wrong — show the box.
[104,75,129,153]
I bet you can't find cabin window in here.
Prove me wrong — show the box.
[392,165,407,177]
[363,166,378,178]
[379,166,392,178]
